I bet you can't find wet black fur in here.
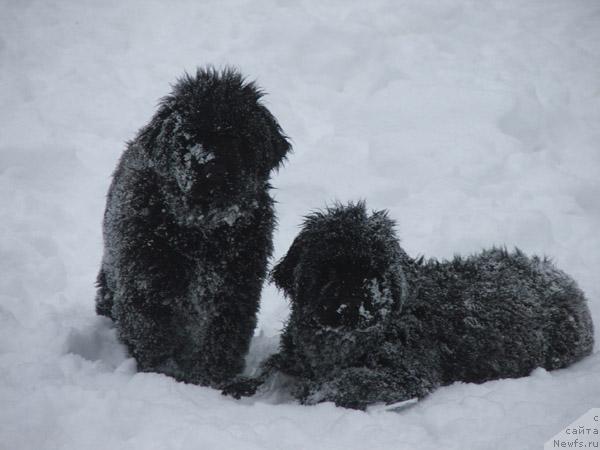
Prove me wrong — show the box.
[225,202,594,409]
[95,67,290,386]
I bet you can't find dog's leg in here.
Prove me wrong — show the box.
[543,278,594,369]
[107,169,192,377]
[95,265,114,319]
[112,294,175,372]
[221,352,286,398]
[221,374,266,399]
[298,367,433,410]
[201,205,274,384]
[198,265,264,384]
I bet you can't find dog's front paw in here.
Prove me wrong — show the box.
[221,377,262,399]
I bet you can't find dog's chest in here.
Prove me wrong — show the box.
[292,325,384,374]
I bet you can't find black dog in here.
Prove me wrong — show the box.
[225,202,594,409]
[95,67,290,386]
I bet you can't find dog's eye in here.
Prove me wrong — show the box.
[333,258,370,276]
[205,131,241,152]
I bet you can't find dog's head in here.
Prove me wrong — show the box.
[139,67,290,203]
[272,202,408,329]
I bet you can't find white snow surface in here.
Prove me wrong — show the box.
[1,0,600,449]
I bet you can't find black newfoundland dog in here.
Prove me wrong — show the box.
[225,202,594,409]
[95,67,290,386]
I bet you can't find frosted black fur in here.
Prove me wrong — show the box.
[95,67,290,386]
[225,202,594,409]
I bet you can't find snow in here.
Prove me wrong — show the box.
[1,0,599,448]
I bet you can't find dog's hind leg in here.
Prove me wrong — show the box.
[112,292,178,374]
[95,265,114,319]
[543,283,594,370]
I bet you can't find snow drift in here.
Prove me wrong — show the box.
[1,0,599,448]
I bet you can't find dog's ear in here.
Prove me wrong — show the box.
[136,103,174,152]
[258,105,291,171]
[270,238,303,297]
[269,128,291,170]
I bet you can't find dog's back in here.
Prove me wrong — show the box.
[412,249,594,384]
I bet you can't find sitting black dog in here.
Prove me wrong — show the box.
[95,67,290,386]
[224,202,594,409]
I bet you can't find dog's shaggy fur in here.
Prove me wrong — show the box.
[225,202,594,409]
[95,68,290,386]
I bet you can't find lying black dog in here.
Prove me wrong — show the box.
[95,67,290,386]
[224,202,594,409]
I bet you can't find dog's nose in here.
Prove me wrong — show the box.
[318,282,366,327]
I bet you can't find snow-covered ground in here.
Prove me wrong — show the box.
[1,0,600,448]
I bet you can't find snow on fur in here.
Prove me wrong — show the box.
[230,203,593,409]
[96,68,290,386]
[1,0,599,449]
